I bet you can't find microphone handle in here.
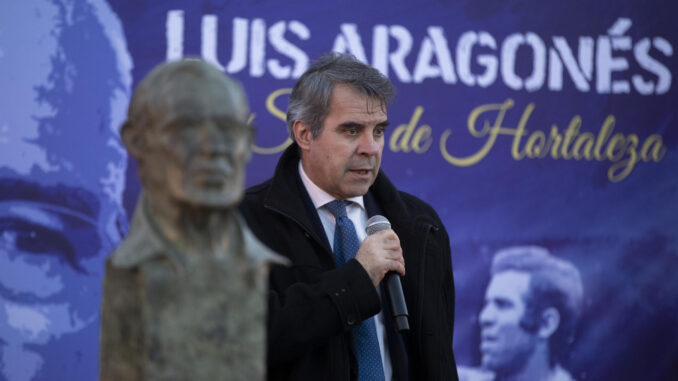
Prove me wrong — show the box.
[384,271,410,332]
[365,215,409,332]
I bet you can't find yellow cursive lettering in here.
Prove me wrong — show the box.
[440,99,518,166]
[252,88,293,154]
[389,106,433,153]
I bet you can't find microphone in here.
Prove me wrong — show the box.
[365,215,410,332]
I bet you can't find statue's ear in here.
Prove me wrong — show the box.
[120,121,145,159]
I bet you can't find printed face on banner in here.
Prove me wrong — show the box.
[142,79,252,207]
[479,271,538,374]
[300,84,388,199]
[0,0,131,380]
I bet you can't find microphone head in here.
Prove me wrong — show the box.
[366,215,391,235]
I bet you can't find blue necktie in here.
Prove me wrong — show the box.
[325,200,386,381]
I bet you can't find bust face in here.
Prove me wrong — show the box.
[138,73,252,208]
[0,0,131,379]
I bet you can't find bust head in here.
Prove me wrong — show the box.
[122,59,253,208]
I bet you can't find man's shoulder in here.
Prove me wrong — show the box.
[552,365,576,381]
[373,170,443,226]
[457,366,494,381]
[244,178,274,198]
[395,189,444,226]
[240,178,275,213]
[397,189,435,213]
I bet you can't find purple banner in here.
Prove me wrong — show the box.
[1,1,676,380]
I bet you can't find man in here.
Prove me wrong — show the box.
[239,53,458,380]
[459,246,583,381]
[0,1,132,380]
[100,59,285,381]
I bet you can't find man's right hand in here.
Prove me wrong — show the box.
[354,229,405,287]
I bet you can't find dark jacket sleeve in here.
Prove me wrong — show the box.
[267,259,380,365]
[399,193,458,380]
[434,221,458,380]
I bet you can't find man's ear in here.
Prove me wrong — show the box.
[293,120,314,151]
[120,121,145,159]
[537,307,560,339]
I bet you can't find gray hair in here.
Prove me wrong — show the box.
[491,246,584,365]
[286,52,395,141]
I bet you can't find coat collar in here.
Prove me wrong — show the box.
[111,193,287,269]
[109,193,167,267]
[262,144,330,250]
[262,143,418,237]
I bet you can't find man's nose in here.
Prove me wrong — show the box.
[196,121,227,156]
[479,304,495,327]
[357,131,380,156]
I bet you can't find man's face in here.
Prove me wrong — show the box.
[0,0,130,379]
[479,271,538,375]
[300,84,388,200]
[141,78,252,207]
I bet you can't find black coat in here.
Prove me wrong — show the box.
[239,144,459,381]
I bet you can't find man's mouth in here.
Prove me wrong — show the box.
[480,332,497,344]
[351,169,371,175]
[480,338,497,353]
[194,169,227,177]
[191,166,232,184]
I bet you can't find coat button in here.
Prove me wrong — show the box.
[347,314,356,325]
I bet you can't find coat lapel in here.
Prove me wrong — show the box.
[262,144,333,257]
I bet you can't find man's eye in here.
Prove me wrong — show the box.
[346,128,358,136]
[374,128,385,137]
[0,218,80,271]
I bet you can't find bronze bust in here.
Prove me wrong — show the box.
[100,59,286,381]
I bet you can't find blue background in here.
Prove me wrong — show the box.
[1,0,677,380]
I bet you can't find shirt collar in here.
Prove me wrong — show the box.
[298,160,365,210]
[110,193,166,267]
